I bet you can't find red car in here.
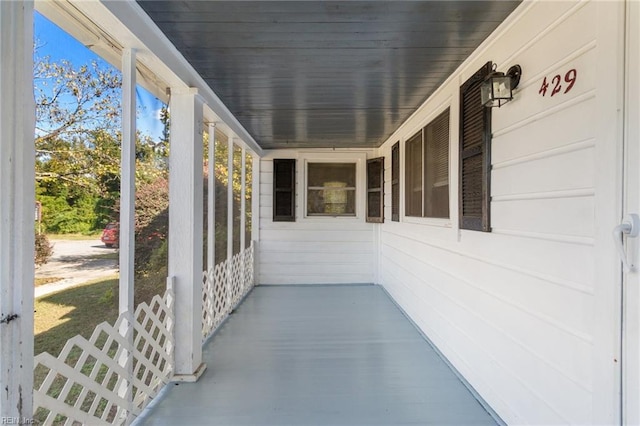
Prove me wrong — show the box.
[101,222,119,248]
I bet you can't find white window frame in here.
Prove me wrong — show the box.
[402,104,453,228]
[299,152,367,221]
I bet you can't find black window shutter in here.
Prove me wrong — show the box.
[459,62,492,231]
[366,157,384,223]
[391,142,400,222]
[273,159,296,221]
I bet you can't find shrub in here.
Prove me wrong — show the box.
[134,239,168,306]
[35,233,53,266]
[134,177,169,271]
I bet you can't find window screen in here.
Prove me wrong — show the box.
[307,163,356,216]
[424,109,450,218]
[405,131,423,217]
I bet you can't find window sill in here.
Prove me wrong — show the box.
[302,215,362,222]
[402,216,452,228]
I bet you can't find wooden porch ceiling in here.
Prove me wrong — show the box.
[136,1,521,149]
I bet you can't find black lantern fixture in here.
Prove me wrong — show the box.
[481,64,522,108]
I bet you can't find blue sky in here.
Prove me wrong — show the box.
[34,11,165,141]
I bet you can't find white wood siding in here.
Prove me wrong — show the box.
[258,150,376,284]
[377,1,624,424]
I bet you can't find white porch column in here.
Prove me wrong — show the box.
[251,154,260,284]
[207,123,216,271]
[227,137,234,263]
[239,148,246,290]
[119,48,136,316]
[226,137,234,306]
[0,0,35,418]
[240,148,246,252]
[117,48,136,419]
[168,88,206,382]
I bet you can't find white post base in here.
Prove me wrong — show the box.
[172,362,207,383]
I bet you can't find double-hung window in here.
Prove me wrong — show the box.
[404,108,450,218]
[307,163,356,216]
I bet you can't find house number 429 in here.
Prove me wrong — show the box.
[539,69,577,97]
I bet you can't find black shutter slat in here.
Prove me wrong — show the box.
[366,157,384,223]
[461,155,483,216]
[423,109,450,218]
[405,130,423,217]
[273,159,296,222]
[459,61,492,232]
[391,142,400,222]
[431,110,450,185]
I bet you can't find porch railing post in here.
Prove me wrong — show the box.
[0,0,35,419]
[118,47,136,420]
[240,148,246,291]
[119,47,136,318]
[227,136,234,307]
[251,154,260,285]
[168,88,206,382]
[207,123,216,272]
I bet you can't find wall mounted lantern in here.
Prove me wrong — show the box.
[481,64,522,108]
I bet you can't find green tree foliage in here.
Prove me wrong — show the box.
[34,56,121,145]
[34,52,167,233]
[133,134,251,306]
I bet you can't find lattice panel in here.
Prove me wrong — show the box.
[212,260,228,328]
[34,288,174,426]
[202,268,216,338]
[243,244,254,292]
[201,244,255,342]
[131,293,175,410]
[230,253,243,306]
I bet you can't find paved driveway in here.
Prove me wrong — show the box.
[35,239,119,298]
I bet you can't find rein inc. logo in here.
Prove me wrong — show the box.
[0,418,35,425]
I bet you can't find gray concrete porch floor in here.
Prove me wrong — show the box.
[135,285,497,425]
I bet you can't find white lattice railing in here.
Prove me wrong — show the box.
[33,285,175,425]
[32,242,254,424]
[202,243,255,341]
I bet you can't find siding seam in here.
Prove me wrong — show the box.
[492,138,595,169]
[381,228,595,295]
[380,271,516,425]
[381,264,582,423]
[499,1,590,70]
[490,228,595,246]
[381,251,594,395]
[493,90,596,138]
[513,40,596,93]
[492,188,595,202]
[382,242,594,345]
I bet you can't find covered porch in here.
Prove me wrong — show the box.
[1,0,638,425]
[136,285,497,426]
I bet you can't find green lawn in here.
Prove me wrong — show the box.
[34,274,119,357]
[46,232,101,241]
[34,275,121,423]
[32,271,167,423]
